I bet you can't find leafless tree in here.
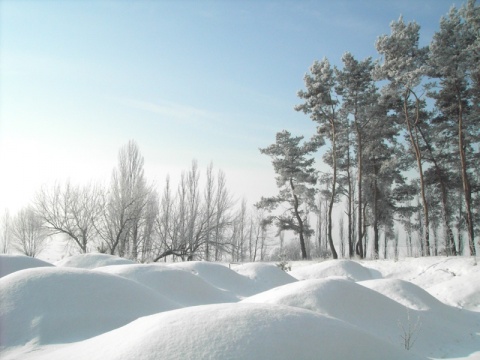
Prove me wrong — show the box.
[11,207,48,257]
[34,180,102,253]
[0,209,11,254]
[151,163,234,262]
[94,140,153,259]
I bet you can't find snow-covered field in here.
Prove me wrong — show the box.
[0,254,479,360]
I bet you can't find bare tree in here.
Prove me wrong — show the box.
[212,169,233,260]
[231,198,248,262]
[34,180,102,253]
[151,163,234,262]
[94,140,152,259]
[0,209,11,254]
[11,207,48,257]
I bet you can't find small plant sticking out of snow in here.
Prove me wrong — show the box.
[398,308,421,350]
[276,254,291,272]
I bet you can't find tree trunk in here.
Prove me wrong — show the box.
[355,120,364,258]
[373,177,379,259]
[328,123,339,259]
[290,178,308,259]
[417,126,457,256]
[458,100,476,256]
[404,92,430,256]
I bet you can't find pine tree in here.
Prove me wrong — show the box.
[427,2,479,255]
[375,17,431,256]
[335,53,379,258]
[296,58,341,259]
[256,130,320,260]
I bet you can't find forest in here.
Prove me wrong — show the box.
[1,1,478,262]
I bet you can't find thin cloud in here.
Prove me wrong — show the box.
[121,98,219,125]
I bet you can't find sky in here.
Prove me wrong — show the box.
[0,0,462,213]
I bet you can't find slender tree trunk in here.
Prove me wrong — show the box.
[458,100,476,256]
[347,148,353,258]
[383,230,388,259]
[328,122,339,259]
[373,177,379,259]
[290,178,308,259]
[417,127,457,256]
[356,123,364,258]
[404,92,430,256]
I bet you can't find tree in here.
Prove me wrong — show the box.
[11,207,48,257]
[296,58,341,259]
[427,2,479,255]
[212,169,233,260]
[34,180,102,253]
[0,209,11,254]
[375,17,431,256]
[335,52,380,258]
[95,140,152,258]
[152,163,233,262]
[256,130,319,260]
[231,198,248,262]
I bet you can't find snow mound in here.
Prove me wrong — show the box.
[169,261,258,297]
[0,255,53,278]
[231,262,297,292]
[96,264,239,306]
[427,271,480,311]
[55,253,135,269]
[0,267,178,347]
[242,278,408,340]
[359,278,445,310]
[242,278,480,358]
[289,259,377,281]
[359,257,480,312]
[35,303,426,360]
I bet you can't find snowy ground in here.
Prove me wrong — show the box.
[0,254,479,360]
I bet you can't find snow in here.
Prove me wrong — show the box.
[0,267,178,347]
[289,258,381,281]
[0,254,53,278]
[23,304,426,360]
[241,278,480,358]
[230,262,298,293]
[359,278,445,310]
[96,263,239,306]
[359,257,480,311]
[1,255,479,360]
[55,253,135,269]
[169,261,263,297]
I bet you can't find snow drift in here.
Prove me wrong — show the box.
[169,261,262,297]
[0,266,178,346]
[359,278,446,310]
[33,303,426,360]
[231,262,298,292]
[1,255,479,360]
[241,277,480,358]
[96,263,239,306]
[0,254,53,278]
[289,259,380,281]
[55,253,135,269]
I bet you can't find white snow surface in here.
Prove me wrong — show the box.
[96,263,239,306]
[1,254,479,360]
[289,258,381,281]
[55,253,135,269]
[0,254,53,278]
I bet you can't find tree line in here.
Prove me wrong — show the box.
[0,140,273,261]
[257,1,479,260]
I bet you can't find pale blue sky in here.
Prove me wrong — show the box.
[0,0,460,211]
